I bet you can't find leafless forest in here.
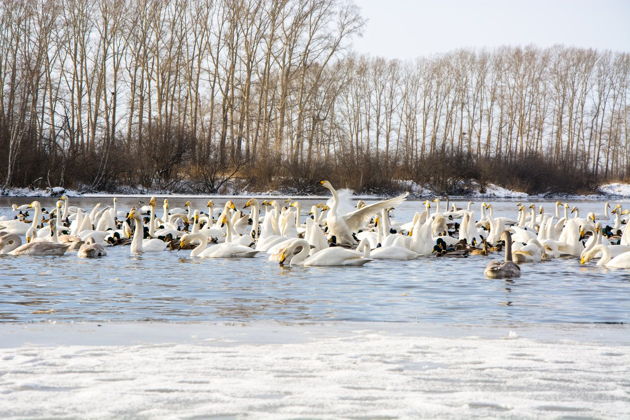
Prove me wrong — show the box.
[1,0,628,194]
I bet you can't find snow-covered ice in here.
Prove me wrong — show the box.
[1,322,628,419]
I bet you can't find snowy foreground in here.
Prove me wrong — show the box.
[1,322,629,418]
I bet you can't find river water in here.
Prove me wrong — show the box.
[1,197,629,325]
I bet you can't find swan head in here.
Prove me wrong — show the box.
[149,197,157,207]
[164,199,169,207]
[29,201,41,209]
[320,180,333,190]
[227,201,236,210]
[185,201,191,207]
[207,200,214,207]
[244,199,256,208]
[278,250,288,266]
[127,208,140,221]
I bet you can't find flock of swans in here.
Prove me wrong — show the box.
[1,180,630,278]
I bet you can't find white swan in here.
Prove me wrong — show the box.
[320,180,408,246]
[180,216,259,258]
[180,229,258,258]
[277,238,370,267]
[127,209,167,254]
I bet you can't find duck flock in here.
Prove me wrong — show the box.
[1,181,630,278]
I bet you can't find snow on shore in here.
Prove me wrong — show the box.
[471,183,529,199]
[1,322,629,419]
[598,183,630,197]
[0,186,82,198]
[3,181,630,200]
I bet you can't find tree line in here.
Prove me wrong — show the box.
[1,0,628,195]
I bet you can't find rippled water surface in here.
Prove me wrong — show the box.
[1,197,629,324]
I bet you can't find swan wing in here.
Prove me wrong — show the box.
[606,251,630,268]
[142,239,167,252]
[342,192,409,232]
[202,243,258,258]
[371,245,418,260]
[11,242,69,256]
[303,247,368,266]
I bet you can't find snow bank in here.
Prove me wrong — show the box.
[397,180,434,196]
[472,183,529,199]
[598,183,630,197]
[0,186,82,197]
[0,322,628,419]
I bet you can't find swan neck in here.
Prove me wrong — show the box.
[132,216,143,251]
[62,199,69,220]
[225,219,233,243]
[357,239,370,258]
[31,205,42,230]
[252,204,259,238]
[149,206,156,236]
[291,240,310,265]
[190,233,208,257]
[504,232,513,263]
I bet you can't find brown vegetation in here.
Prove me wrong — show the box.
[0,0,628,195]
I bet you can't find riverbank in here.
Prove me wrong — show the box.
[2,181,630,200]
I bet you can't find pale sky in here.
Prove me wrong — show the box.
[352,0,630,59]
